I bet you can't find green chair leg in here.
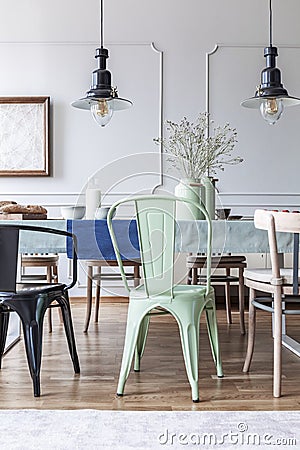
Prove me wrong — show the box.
[134,315,150,372]
[172,302,203,402]
[205,304,223,377]
[180,323,200,401]
[117,302,149,396]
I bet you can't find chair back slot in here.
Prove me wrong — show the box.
[135,198,176,298]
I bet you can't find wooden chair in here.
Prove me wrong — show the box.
[243,209,300,397]
[187,255,246,334]
[84,259,141,333]
[0,224,80,397]
[108,195,223,402]
[21,253,59,333]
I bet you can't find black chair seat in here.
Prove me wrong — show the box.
[0,283,66,304]
[16,282,66,294]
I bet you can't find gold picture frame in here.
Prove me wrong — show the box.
[0,96,50,176]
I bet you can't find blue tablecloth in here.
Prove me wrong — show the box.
[67,220,140,260]
[66,219,298,260]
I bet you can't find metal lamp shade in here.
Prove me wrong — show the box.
[71,97,132,111]
[241,95,300,109]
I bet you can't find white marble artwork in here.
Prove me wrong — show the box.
[0,103,45,171]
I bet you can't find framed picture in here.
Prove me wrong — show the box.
[0,96,50,176]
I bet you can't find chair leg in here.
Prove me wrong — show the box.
[57,292,80,374]
[243,288,256,373]
[17,301,48,397]
[174,304,203,402]
[134,315,150,372]
[47,266,53,333]
[133,265,141,288]
[225,268,232,324]
[22,320,43,397]
[192,268,198,285]
[5,296,58,396]
[0,311,9,369]
[273,287,282,398]
[84,265,93,333]
[238,267,245,335]
[205,301,223,378]
[117,302,149,396]
[53,264,63,325]
[94,266,101,323]
[187,268,192,285]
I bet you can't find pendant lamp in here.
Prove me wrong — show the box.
[71,0,132,127]
[241,0,300,125]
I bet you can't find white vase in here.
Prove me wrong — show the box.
[85,189,102,219]
[174,179,204,220]
[201,176,216,219]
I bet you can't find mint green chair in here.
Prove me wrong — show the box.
[107,195,223,402]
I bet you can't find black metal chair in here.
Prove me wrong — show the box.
[0,224,80,397]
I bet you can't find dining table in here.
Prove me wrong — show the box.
[1,219,294,255]
[1,218,299,357]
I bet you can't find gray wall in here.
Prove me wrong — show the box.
[0,0,300,214]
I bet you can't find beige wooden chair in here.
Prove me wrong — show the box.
[84,259,141,333]
[187,255,246,334]
[243,209,300,397]
[21,254,59,333]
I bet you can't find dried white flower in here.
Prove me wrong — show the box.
[154,112,242,181]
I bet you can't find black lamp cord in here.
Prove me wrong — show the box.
[269,0,273,47]
[100,0,104,48]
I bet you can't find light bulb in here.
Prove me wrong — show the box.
[91,100,113,127]
[260,98,284,125]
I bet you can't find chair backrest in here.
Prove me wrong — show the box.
[107,195,212,299]
[0,227,19,292]
[254,209,300,293]
[0,224,78,293]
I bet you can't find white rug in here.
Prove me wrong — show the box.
[0,410,299,450]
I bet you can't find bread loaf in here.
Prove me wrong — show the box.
[25,205,48,214]
[0,200,17,207]
[0,204,47,214]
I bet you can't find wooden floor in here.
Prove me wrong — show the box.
[1,299,300,410]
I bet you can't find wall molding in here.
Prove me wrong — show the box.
[3,191,299,197]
